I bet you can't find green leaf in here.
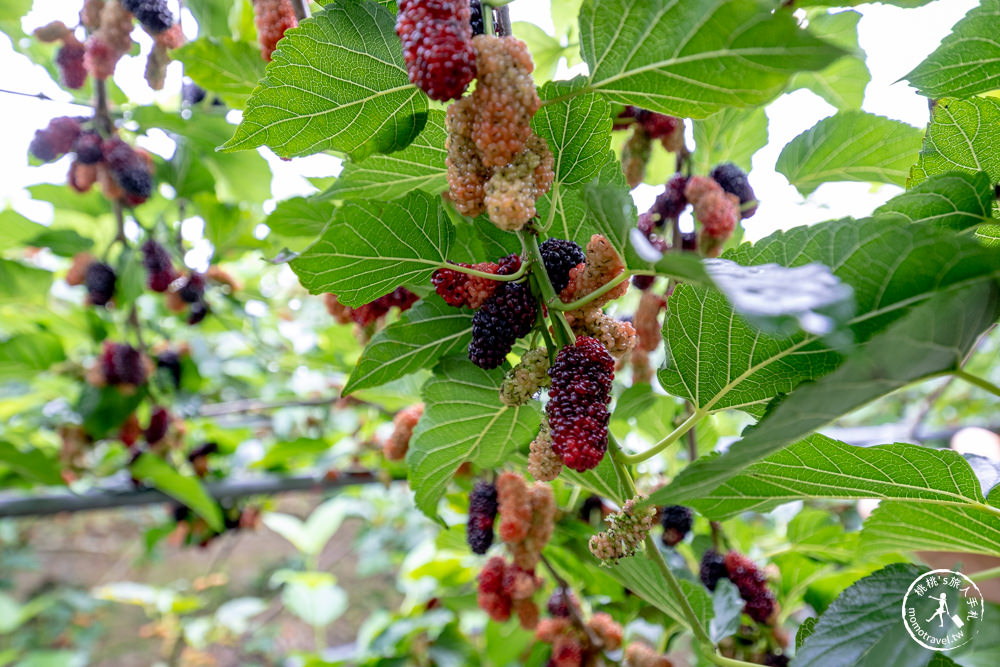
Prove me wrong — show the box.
[131,453,224,531]
[172,38,266,108]
[909,97,1000,196]
[905,1,1000,99]
[0,209,45,246]
[407,358,541,519]
[691,106,768,175]
[0,332,65,378]
[0,441,64,486]
[693,435,993,520]
[577,0,844,118]
[343,296,473,395]
[24,228,93,257]
[290,190,452,306]
[514,22,569,83]
[0,260,52,305]
[792,563,934,667]
[659,212,1000,416]
[319,110,448,202]
[535,82,613,186]
[790,10,869,110]
[796,617,818,649]
[655,279,1000,505]
[76,385,147,440]
[709,579,743,643]
[184,0,231,37]
[264,196,335,238]
[776,111,923,194]
[559,456,627,505]
[221,0,428,159]
[537,157,624,247]
[860,500,1000,557]
[875,172,995,231]
[605,556,713,630]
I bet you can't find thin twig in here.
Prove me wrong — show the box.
[538,552,602,648]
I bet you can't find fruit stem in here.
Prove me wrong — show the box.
[953,368,1000,400]
[551,270,630,311]
[441,261,527,281]
[618,408,704,465]
[521,231,575,346]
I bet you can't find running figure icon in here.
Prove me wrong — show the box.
[926,593,949,628]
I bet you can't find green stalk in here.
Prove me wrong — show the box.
[953,369,1000,400]
[618,409,705,465]
[522,231,575,346]
[551,270,631,311]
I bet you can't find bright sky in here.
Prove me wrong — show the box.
[0,0,978,244]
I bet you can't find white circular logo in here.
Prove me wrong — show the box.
[902,569,983,651]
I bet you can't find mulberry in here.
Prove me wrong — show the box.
[444,96,489,217]
[182,81,207,105]
[384,403,423,461]
[352,287,420,326]
[684,175,739,243]
[73,131,104,165]
[470,35,540,168]
[187,301,209,325]
[650,174,689,224]
[724,551,776,624]
[467,481,498,555]
[432,253,520,309]
[550,635,585,667]
[588,498,655,563]
[710,163,757,219]
[188,442,219,478]
[324,293,354,325]
[29,117,81,162]
[157,350,182,388]
[468,279,537,369]
[155,23,185,49]
[477,556,512,621]
[119,413,141,447]
[469,0,484,35]
[34,21,71,42]
[539,238,585,293]
[69,161,98,193]
[528,420,562,482]
[510,482,555,569]
[484,133,552,230]
[572,309,636,359]
[84,35,119,79]
[587,612,623,650]
[254,0,298,62]
[497,471,532,543]
[659,505,692,547]
[618,107,684,152]
[624,641,673,667]
[560,235,628,321]
[763,653,790,667]
[514,598,540,630]
[631,347,653,385]
[177,272,206,304]
[104,138,154,202]
[84,261,116,306]
[622,126,651,189]
[396,0,474,101]
[57,41,88,89]
[99,342,148,387]
[634,291,666,352]
[500,348,550,406]
[536,616,570,642]
[145,406,170,444]
[121,0,173,33]
[67,253,95,286]
[142,240,176,292]
[144,41,170,90]
[546,588,575,619]
[80,0,106,30]
[699,549,728,591]
[546,337,614,472]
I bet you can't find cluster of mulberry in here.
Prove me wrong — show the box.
[253,0,298,62]
[93,341,149,388]
[571,308,636,360]
[34,22,87,90]
[431,253,520,309]
[144,405,171,445]
[560,235,629,324]
[659,505,692,547]
[617,106,684,152]
[476,555,542,629]
[624,642,674,667]
[711,163,758,219]
[496,471,555,569]
[587,612,624,650]
[685,175,739,248]
[324,288,419,329]
[84,261,117,307]
[121,0,173,34]
[444,36,552,230]
[468,273,536,369]
[724,551,777,624]
[634,291,666,352]
[500,348,550,406]
[535,607,626,665]
[396,0,475,101]
[103,137,155,204]
[528,418,562,482]
[84,0,135,80]
[546,588,575,618]
[29,117,83,163]
[188,441,219,478]
[466,481,498,554]
[383,403,424,461]
[546,337,614,472]
[588,498,655,563]
[621,124,652,189]
[164,272,210,324]
[539,238,586,293]
[699,549,729,591]
[142,240,178,292]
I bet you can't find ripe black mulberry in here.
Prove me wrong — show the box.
[546,337,614,472]
[467,481,498,554]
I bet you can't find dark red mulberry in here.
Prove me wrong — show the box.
[142,239,176,292]
[710,163,757,219]
[29,117,81,162]
[84,261,116,306]
[539,238,585,293]
[103,138,153,201]
[659,505,692,547]
[122,0,174,33]
[477,555,511,621]
[432,254,520,309]
[651,174,689,224]
[467,481,498,555]
[187,300,209,324]
[73,131,104,165]
[145,406,170,444]
[56,41,88,89]
[764,653,790,667]
[700,549,728,591]
[396,0,475,101]
[468,280,537,369]
[177,272,206,304]
[253,0,297,62]
[724,551,776,624]
[546,588,575,618]
[349,287,419,326]
[100,342,147,387]
[182,81,207,105]
[545,337,614,472]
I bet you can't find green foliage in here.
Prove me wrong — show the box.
[790,10,869,110]
[130,454,224,531]
[173,38,266,107]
